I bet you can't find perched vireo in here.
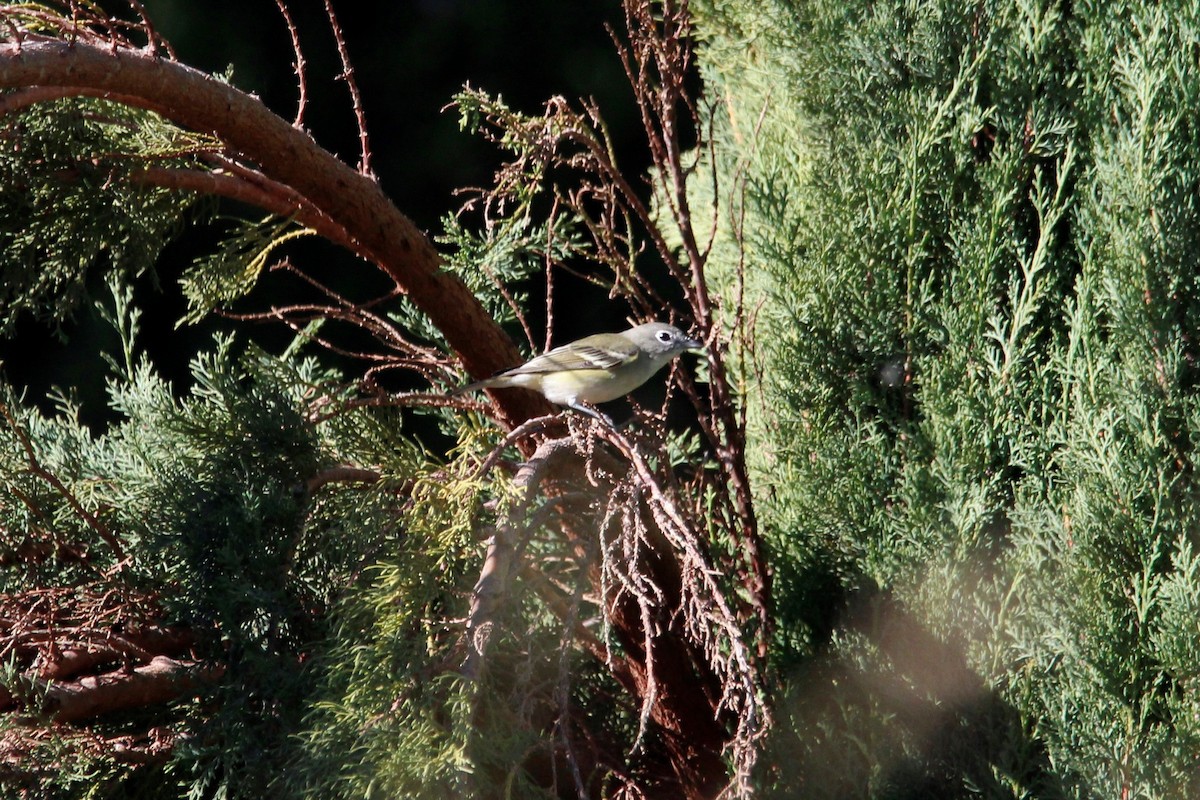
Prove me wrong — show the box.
[454,322,703,423]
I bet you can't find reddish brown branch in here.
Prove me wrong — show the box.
[32,625,195,681]
[127,166,373,262]
[0,84,178,119]
[0,39,549,431]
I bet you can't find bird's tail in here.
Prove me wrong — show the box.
[450,377,501,396]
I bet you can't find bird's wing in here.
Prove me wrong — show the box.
[508,337,640,375]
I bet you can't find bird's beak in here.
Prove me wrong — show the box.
[684,335,705,353]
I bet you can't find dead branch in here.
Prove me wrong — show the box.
[274,0,308,128]
[40,655,224,723]
[463,438,580,683]
[322,0,371,176]
[31,624,194,681]
[467,421,761,799]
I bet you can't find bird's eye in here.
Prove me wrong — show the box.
[657,330,673,343]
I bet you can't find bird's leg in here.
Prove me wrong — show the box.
[566,401,614,427]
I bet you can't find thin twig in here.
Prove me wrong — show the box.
[265,259,416,352]
[306,391,482,424]
[273,0,308,128]
[544,195,560,353]
[322,0,371,175]
[125,0,174,59]
[471,414,563,481]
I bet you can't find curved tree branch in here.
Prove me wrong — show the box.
[0,39,551,429]
[42,655,224,723]
[127,166,365,256]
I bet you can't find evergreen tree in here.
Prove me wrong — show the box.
[691,0,1200,796]
[6,0,1200,797]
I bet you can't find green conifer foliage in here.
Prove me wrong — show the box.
[692,0,1200,796]
[16,0,1200,795]
[0,7,743,790]
[0,98,198,332]
[0,297,414,796]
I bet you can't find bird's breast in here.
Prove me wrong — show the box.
[540,356,666,405]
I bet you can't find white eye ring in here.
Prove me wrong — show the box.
[656,330,673,343]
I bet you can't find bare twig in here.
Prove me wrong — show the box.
[322,0,371,176]
[544,196,560,353]
[306,390,476,425]
[619,0,771,662]
[124,0,173,59]
[274,0,309,128]
[261,259,418,354]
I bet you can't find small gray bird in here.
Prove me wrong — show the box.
[455,321,703,422]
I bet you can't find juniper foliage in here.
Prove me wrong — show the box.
[691,0,1200,796]
[14,0,1200,796]
[0,97,200,332]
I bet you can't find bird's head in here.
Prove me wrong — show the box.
[628,322,704,359]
